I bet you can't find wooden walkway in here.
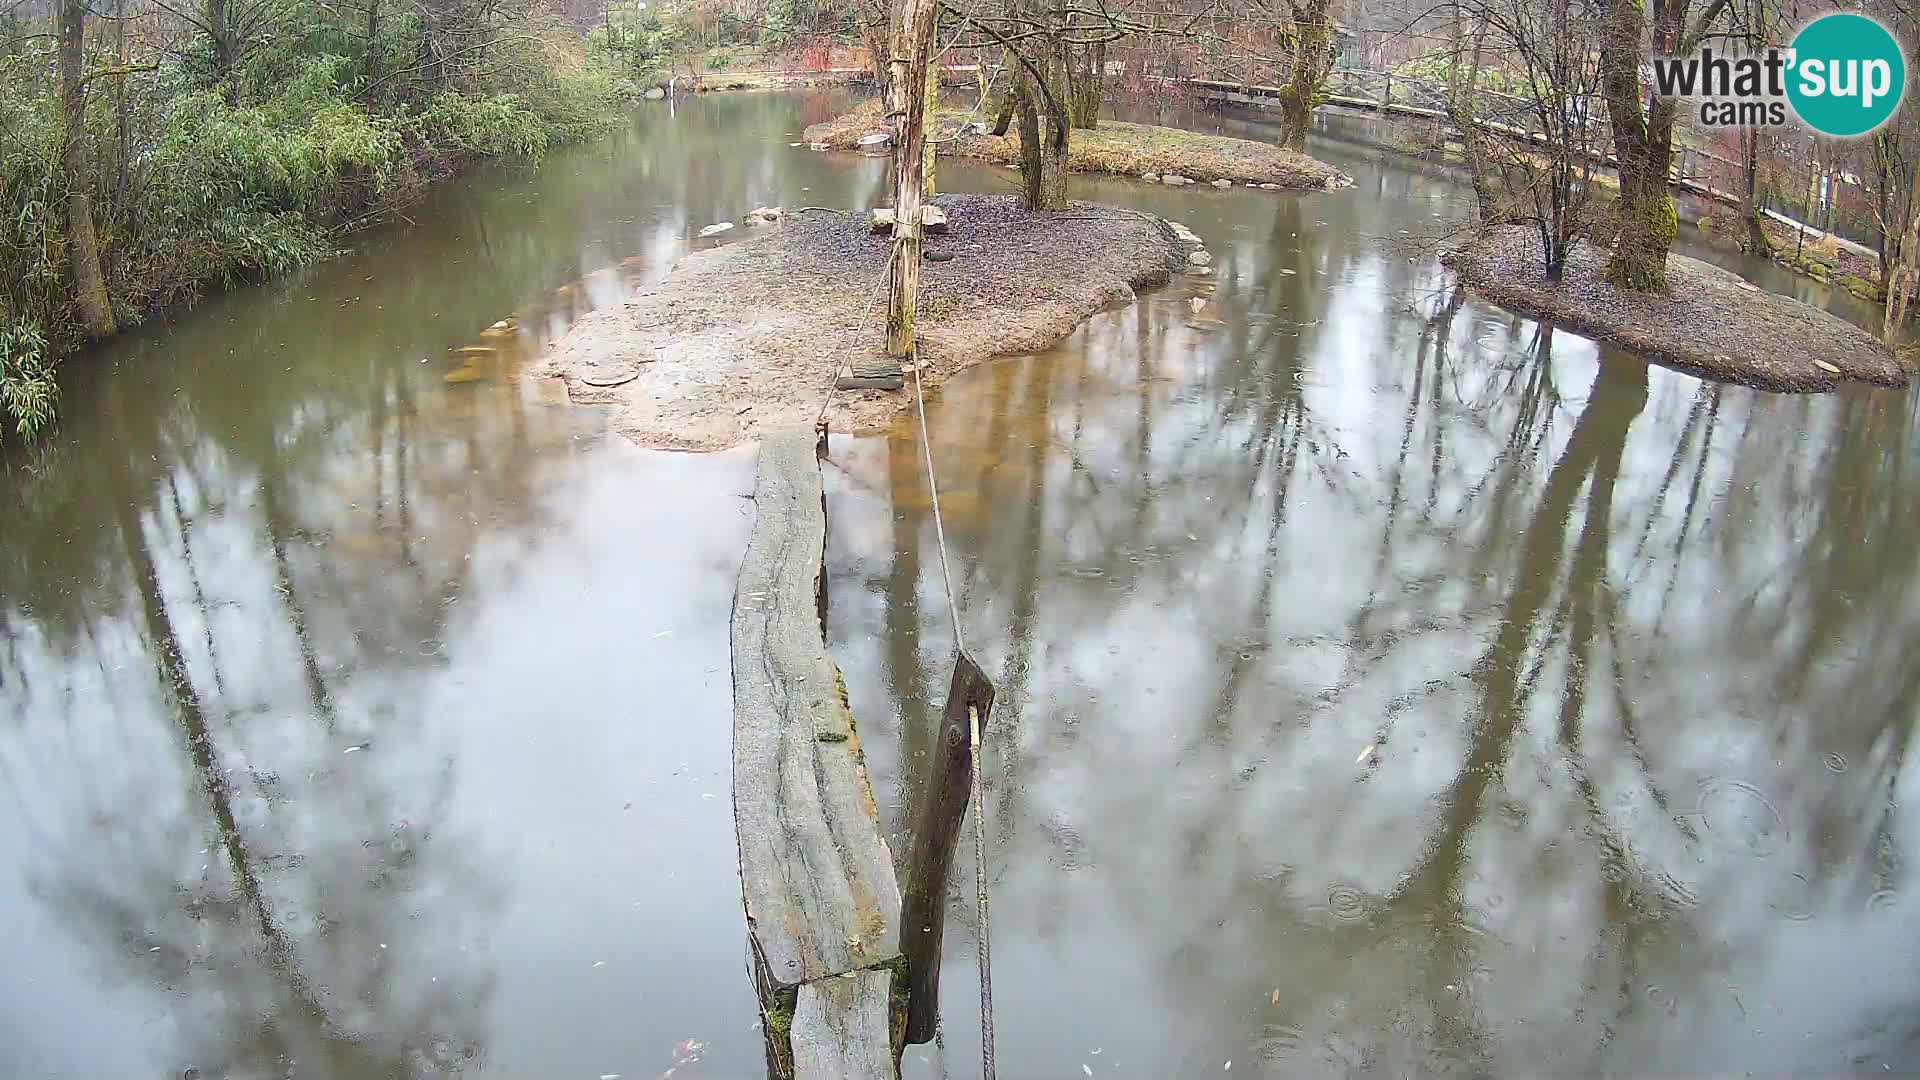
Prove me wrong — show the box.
[732,432,902,1079]
[1180,74,1770,214]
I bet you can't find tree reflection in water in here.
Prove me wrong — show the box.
[831,222,1920,1076]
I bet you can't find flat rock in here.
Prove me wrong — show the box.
[856,132,892,148]
[1161,173,1193,186]
[836,357,904,390]
[699,222,735,237]
[1188,249,1213,266]
[1211,178,1232,188]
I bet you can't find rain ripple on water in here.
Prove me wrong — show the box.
[1326,884,1368,922]
[1697,779,1787,857]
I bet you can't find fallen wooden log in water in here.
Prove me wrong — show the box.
[898,651,994,1045]
[732,432,902,1079]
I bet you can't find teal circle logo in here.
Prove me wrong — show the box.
[1787,13,1906,137]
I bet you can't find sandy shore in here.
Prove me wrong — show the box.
[534,194,1189,449]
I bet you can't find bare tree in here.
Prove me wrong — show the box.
[1448,0,1606,278]
[59,0,115,339]
[884,0,939,355]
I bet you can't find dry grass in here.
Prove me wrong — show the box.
[802,102,1352,191]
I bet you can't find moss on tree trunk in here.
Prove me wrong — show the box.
[1278,0,1333,152]
[1609,181,1679,290]
[1598,0,1710,292]
[1068,41,1103,129]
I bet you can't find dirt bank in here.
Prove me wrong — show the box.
[534,194,1188,449]
[1443,226,1911,392]
[802,100,1351,191]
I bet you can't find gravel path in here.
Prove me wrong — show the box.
[536,194,1186,449]
[1444,226,1911,392]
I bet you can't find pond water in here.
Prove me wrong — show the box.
[3,91,1917,1078]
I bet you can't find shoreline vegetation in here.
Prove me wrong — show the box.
[1444,226,1911,392]
[9,0,1915,447]
[2,2,676,441]
[537,193,1190,449]
[802,98,1354,191]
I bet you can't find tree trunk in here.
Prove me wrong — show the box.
[114,0,129,213]
[1738,128,1771,257]
[60,0,116,340]
[989,47,1017,135]
[1015,69,1045,208]
[1874,140,1893,285]
[365,0,380,99]
[924,53,938,198]
[1015,66,1069,208]
[1599,0,1677,291]
[1449,18,1506,225]
[884,0,938,357]
[1010,0,1070,210]
[1884,195,1920,343]
[1277,0,1333,152]
[1068,41,1102,128]
[206,0,236,98]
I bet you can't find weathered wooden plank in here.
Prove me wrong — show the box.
[899,650,995,1044]
[733,433,902,989]
[790,970,895,1080]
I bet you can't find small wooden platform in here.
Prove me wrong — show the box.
[732,432,902,1078]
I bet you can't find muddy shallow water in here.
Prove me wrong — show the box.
[3,91,1917,1078]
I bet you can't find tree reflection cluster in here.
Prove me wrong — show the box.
[832,171,1920,1075]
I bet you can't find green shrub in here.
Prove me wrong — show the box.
[418,91,549,158]
[522,67,627,145]
[0,17,624,439]
[0,320,56,440]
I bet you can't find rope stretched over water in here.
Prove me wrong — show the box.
[908,354,996,1080]
[812,253,899,432]
[968,702,995,1080]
